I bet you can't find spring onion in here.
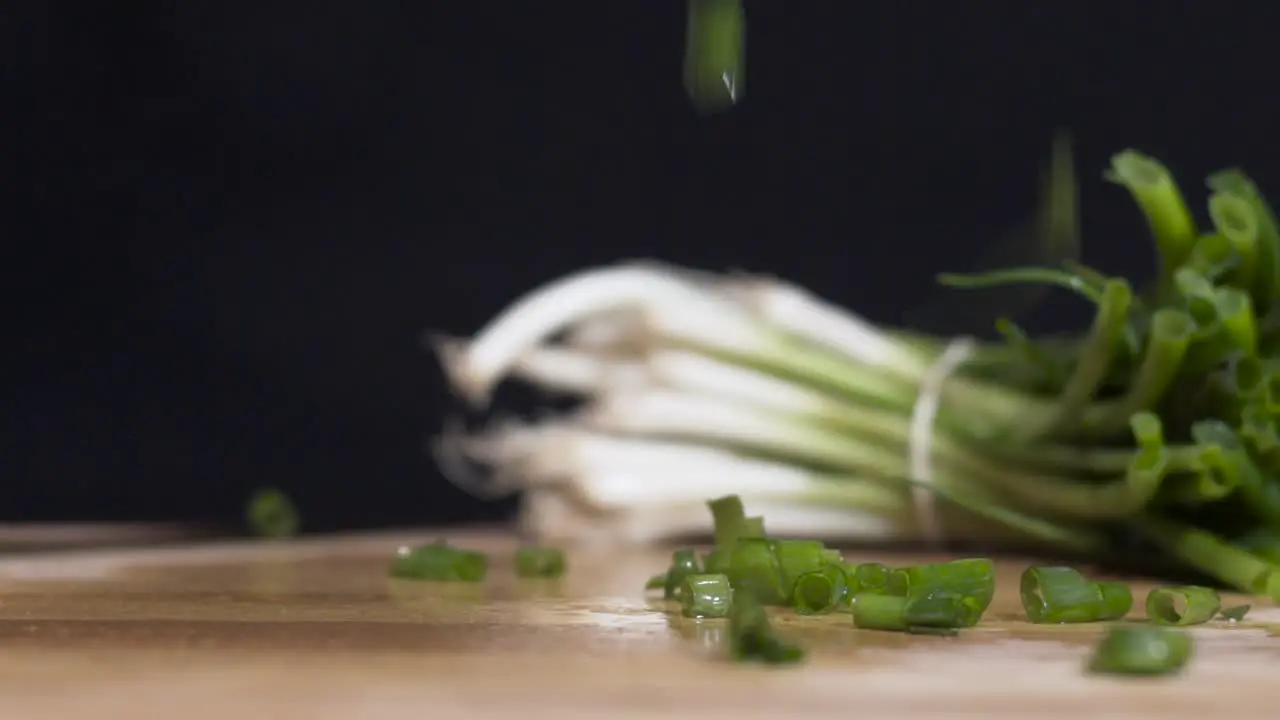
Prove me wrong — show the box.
[1021,566,1121,623]
[681,573,734,618]
[438,146,1280,600]
[246,487,300,539]
[664,549,704,600]
[792,564,846,615]
[1218,604,1251,621]
[514,547,566,579]
[1145,586,1221,626]
[728,592,804,664]
[390,540,488,581]
[1087,626,1193,676]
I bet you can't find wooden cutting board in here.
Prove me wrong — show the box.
[0,528,1275,720]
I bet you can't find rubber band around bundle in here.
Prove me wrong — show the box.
[907,336,977,546]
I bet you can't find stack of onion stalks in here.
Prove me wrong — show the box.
[438,148,1280,598]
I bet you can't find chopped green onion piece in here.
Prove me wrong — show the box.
[772,539,829,599]
[821,548,844,565]
[1096,581,1135,620]
[845,563,891,595]
[905,590,983,629]
[885,568,911,597]
[1087,626,1193,676]
[726,538,788,605]
[681,573,734,618]
[664,549,703,600]
[390,541,488,581]
[645,574,667,591]
[1219,604,1251,621]
[792,565,846,615]
[902,558,997,625]
[1146,586,1221,626]
[728,593,804,665]
[1020,566,1108,623]
[246,487,300,539]
[851,593,909,631]
[514,547,566,579]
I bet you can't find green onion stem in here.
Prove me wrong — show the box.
[1106,150,1198,288]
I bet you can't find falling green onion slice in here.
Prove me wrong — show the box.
[728,592,804,665]
[682,0,745,114]
[1020,566,1109,623]
[681,573,734,618]
[514,547,566,579]
[1087,626,1193,676]
[708,494,748,548]
[246,487,300,539]
[664,548,704,600]
[1096,581,1135,620]
[792,565,846,615]
[1219,604,1251,621]
[1146,586,1221,626]
[389,540,488,581]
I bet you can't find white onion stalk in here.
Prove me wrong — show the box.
[437,261,1064,547]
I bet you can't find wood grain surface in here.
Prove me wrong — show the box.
[0,528,1276,719]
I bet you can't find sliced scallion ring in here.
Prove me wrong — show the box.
[1146,585,1221,626]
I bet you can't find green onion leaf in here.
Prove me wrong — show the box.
[1146,586,1221,626]
[1087,626,1193,676]
[645,574,668,591]
[1105,150,1198,287]
[681,573,734,618]
[514,547,566,579]
[1020,566,1109,623]
[664,549,704,600]
[792,565,846,615]
[390,541,488,582]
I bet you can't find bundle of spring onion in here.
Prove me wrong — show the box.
[437,148,1280,599]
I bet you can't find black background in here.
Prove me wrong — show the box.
[9,2,1279,533]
